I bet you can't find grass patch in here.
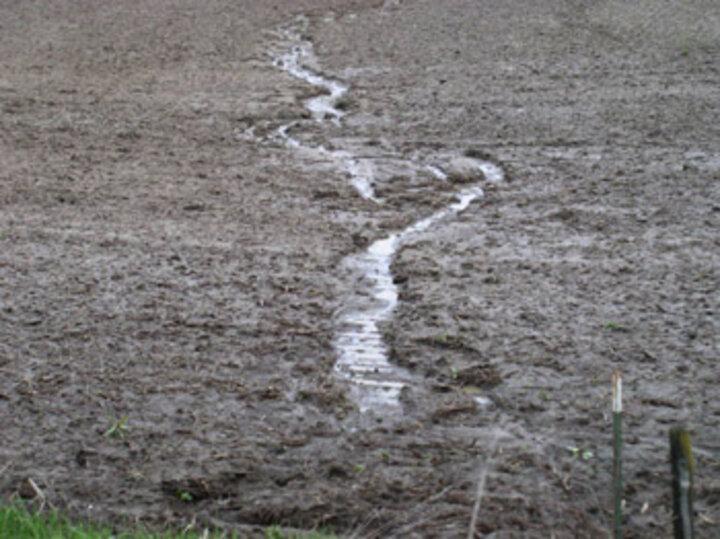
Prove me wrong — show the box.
[1,503,108,538]
[0,502,339,538]
[0,502,228,538]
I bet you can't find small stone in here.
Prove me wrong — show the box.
[446,157,486,184]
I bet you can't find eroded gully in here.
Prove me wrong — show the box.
[267,21,503,415]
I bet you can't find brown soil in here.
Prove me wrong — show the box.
[1,1,718,537]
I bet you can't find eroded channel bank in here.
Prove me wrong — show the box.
[270,20,504,413]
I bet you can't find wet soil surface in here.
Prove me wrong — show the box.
[1,1,719,537]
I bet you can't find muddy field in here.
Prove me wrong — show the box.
[1,1,719,537]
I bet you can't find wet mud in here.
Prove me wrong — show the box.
[1,0,719,537]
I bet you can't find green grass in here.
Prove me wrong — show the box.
[0,502,227,538]
[1,504,105,538]
[0,503,338,538]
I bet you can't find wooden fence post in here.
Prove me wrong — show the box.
[670,426,695,539]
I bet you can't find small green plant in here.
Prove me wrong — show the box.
[177,491,194,503]
[537,389,549,401]
[604,321,627,332]
[266,528,284,539]
[450,366,459,380]
[103,415,129,439]
[566,445,594,461]
[351,464,365,474]
[265,525,338,538]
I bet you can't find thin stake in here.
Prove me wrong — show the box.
[467,429,501,539]
[27,478,46,512]
[670,426,695,539]
[612,371,623,539]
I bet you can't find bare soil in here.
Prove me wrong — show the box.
[1,1,718,537]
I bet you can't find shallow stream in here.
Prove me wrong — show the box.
[272,25,503,413]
